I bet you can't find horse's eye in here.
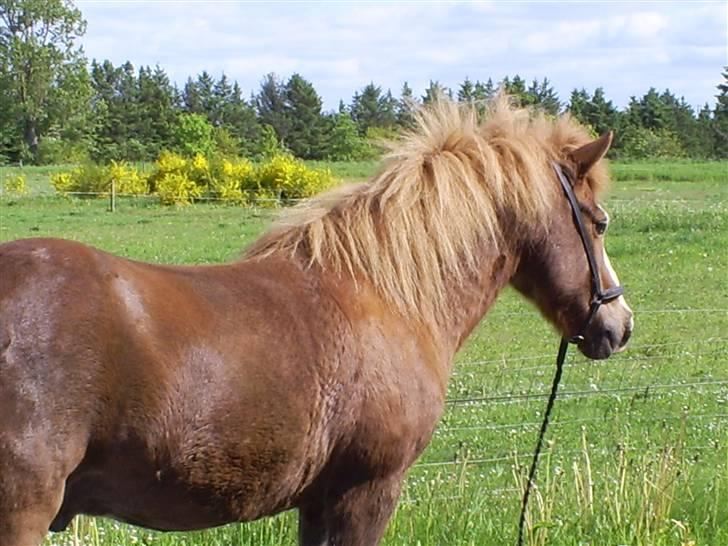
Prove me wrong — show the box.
[595,221,608,235]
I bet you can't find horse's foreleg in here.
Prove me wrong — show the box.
[0,424,84,545]
[0,456,67,546]
[299,473,403,546]
[298,500,328,546]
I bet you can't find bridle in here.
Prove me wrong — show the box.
[517,162,624,546]
[553,162,625,342]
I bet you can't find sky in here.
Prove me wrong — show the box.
[77,1,727,111]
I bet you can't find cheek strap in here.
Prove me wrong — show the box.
[552,161,624,342]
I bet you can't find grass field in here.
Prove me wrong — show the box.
[0,160,727,545]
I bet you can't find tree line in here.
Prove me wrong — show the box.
[1,0,726,165]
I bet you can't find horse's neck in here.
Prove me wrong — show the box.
[437,243,520,356]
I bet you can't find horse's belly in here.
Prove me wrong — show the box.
[52,442,303,532]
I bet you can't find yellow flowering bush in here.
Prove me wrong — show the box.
[107,160,149,195]
[207,158,253,204]
[156,150,188,175]
[2,174,28,197]
[149,151,188,193]
[51,163,147,196]
[50,170,76,193]
[48,151,338,206]
[188,153,212,188]
[156,172,202,205]
[255,154,335,201]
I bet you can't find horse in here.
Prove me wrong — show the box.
[0,97,633,546]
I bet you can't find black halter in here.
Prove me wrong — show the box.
[553,162,625,341]
[517,162,624,546]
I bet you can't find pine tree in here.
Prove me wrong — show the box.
[396,82,416,128]
[589,88,618,136]
[532,77,560,115]
[568,88,591,122]
[351,83,386,135]
[422,80,451,104]
[635,88,669,130]
[458,77,476,103]
[117,61,143,160]
[380,89,398,127]
[478,78,496,101]
[284,73,325,159]
[221,81,260,157]
[136,65,177,159]
[182,77,202,114]
[714,67,728,158]
[503,75,528,106]
[696,103,715,158]
[255,73,289,145]
[196,71,216,122]
[211,73,233,126]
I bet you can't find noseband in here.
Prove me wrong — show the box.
[517,162,624,546]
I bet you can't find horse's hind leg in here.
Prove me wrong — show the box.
[299,473,403,546]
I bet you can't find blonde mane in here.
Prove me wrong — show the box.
[246,95,609,323]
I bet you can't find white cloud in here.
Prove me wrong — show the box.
[76,0,726,110]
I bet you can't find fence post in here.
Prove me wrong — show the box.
[110,178,116,212]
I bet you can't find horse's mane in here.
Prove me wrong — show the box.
[245,95,610,323]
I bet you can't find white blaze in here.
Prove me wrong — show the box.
[601,246,634,331]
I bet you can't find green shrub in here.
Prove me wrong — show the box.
[617,126,685,159]
[324,113,373,161]
[258,124,285,159]
[36,136,90,165]
[171,113,216,158]
[213,126,242,158]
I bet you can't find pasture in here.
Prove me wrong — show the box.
[0,160,726,546]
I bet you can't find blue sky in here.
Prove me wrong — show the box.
[77,1,726,111]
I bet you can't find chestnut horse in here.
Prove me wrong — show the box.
[0,97,633,546]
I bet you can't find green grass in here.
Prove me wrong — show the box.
[0,161,727,546]
[305,158,381,182]
[610,160,728,183]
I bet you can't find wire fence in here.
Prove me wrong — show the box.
[2,169,726,501]
[2,186,727,210]
[420,308,728,475]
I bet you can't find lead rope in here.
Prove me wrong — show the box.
[516,163,624,545]
[517,337,569,546]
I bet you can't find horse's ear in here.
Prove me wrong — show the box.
[569,131,613,178]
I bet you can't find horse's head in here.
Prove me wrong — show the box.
[511,132,633,359]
